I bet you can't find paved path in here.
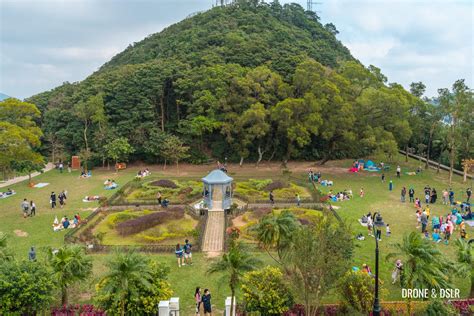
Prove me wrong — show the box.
[202,210,225,253]
[0,163,54,188]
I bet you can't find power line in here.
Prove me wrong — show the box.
[307,0,322,14]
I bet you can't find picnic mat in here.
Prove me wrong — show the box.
[358,219,368,227]
[465,220,474,227]
[33,183,49,188]
[0,192,16,199]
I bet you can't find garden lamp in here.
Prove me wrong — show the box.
[372,212,384,316]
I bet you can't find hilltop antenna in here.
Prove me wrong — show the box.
[307,0,321,14]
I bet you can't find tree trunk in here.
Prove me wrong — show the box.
[405,145,409,162]
[239,156,244,167]
[160,94,165,132]
[107,160,110,170]
[256,145,265,167]
[437,159,441,174]
[318,155,330,165]
[230,287,235,316]
[163,159,167,170]
[267,147,277,162]
[176,160,179,175]
[61,287,68,305]
[28,172,32,185]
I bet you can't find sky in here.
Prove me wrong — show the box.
[0,0,472,99]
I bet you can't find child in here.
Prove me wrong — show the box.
[416,210,421,228]
[389,180,393,191]
[381,173,385,182]
[360,188,365,198]
[386,224,391,236]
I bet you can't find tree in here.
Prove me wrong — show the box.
[409,81,426,98]
[0,260,55,314]
[455,238,473,298]
[283,217,353,316]
[241,266,294,315]
[0,98,43,179]
[48,245,93,305]
[96,251,172,316]
[387,232,454,315]
[324,23,339,35]
[337,270,375,314]
[253,210,299,263]
[104,137,134,172]
[0,232,13,262]
[160,134,189,173]
[208,241,262,316]
[74,94,105,171]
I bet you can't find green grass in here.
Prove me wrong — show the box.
[1,156,472,313]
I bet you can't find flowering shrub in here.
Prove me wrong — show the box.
[51,304,106,316]
[116,207,184,236]
[226,226,241,240]
[149,179,177,188]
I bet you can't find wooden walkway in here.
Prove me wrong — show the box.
[202,210,225,253]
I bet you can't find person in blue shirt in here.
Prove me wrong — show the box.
[28,246,36,261]
[202,289,212,315]
[183,239,193,266]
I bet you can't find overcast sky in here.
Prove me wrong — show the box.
[0,0,472,99]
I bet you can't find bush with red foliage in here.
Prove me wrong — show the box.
[150,179,177,188]
[264,180,288,191]
[116,207,185,236]
[51,304,106,316]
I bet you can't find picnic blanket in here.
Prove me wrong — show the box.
[0,192,16,199]
[405,172,417,175]
[105,184,118,190]
[33,182,49,188]
[465,220,474,227]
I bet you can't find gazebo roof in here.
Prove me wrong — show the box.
[202,169,233,184]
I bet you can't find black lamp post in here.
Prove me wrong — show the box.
[372,212,385,316]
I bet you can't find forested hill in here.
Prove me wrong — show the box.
[101,2,353,72]
[27,1,465,169]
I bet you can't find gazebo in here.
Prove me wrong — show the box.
[202,169,233,210]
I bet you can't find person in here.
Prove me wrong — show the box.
[467,187,472,203]
[389,180,393,191]
[67,162,71,173]
[367,213,373,237]
[156,191,162,206]
[431,188,437,204]
[415,197,422,209]
[449,188,454,205]
[30,200,36,217]
[445,219,453,244]
[392,259,403,284]
[401,187,406,202]
[396,165,401,178]
[375,225,382,241]
[359,188,365,198]
[195,287,202,315]
[175,243,184,267]
[50,192,57,209]
[362,264,373,276]
[408,187,415,203]
[58,191,66,208]
[202,289,212,316]
[162,198,169,208]
[386,224,391,237]
[183,239,193,265]
[381,173,385,182]
[295,193,301,206]
[425,206,430,220]
[21,198,29,218]
[416,209,421,228]
[442,189,449,205]
[269,190,274,205]
[63,217,70,229]
[59,162,64,173]
[425,191,430,204]
[308,169,314,182]
[432,215,440,233]
[28,246,36,261]
[421,210,428,233]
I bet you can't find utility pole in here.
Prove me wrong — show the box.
[307,0,321,14]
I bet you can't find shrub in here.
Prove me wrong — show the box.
[337,270,375,314]
[424,299,457,316]
[106,210,140,229]
[149,179,177,188]
[116,208,185,236]
[242,266,294,315]
[264,180,288,191]
[51,304,106,315]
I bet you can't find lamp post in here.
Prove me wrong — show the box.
[372,212,385,316]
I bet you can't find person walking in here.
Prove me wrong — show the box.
[381,173,385,182]
[389,180,393,191]
[175,244,184,267]
[431,188,437,204]
[50,192,57,209]
[202,289,212,316]
[295,193,301,206]
[21,199,29,218]
[269,190,274,205]
[59,162,64,173]
[183,239,193,265]
[421,210,428,234]
[194,287,202,315]
[401,187,406,202]
[442,189,449,205]
[30,200,36,217]
[408,187,415,203]
[396,165,401,178]
[449,188,454,205]
[391,259,403,284]
[467,187,472,203]
[58,191,66,208]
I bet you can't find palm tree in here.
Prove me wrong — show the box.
[97,250,152,316]
[49,244,92,305]
[455,238,473,297]
[387,232,453,314]
[252,210,299,263]
[207,241,262,316]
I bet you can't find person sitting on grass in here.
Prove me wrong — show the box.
[362,263,373,277]
[432,232,442,243]
[63,216,70,229]
[175,243,184,267]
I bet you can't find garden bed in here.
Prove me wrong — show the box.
[233,179,312,203]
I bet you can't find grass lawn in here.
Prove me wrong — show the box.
[0,156,472,314]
